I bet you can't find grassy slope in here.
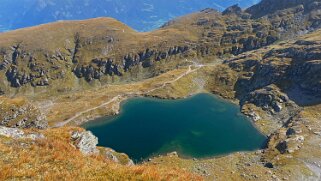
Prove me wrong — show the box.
[141,29,321,180]
[0,127,202,180]
[0,1,320,180]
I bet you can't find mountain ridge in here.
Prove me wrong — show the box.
[0,0,259,32]
[0,0,321,180]
[0,0,320,94]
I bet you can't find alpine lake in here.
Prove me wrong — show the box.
[83,93,267,162]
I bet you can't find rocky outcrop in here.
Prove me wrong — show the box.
[0,45,67,89]
[72,46,189,81]
[105,148,134,166]
[241,86,295,114]
[0,126,44,140]
[71,131,99,155]
[246,0,321,19]
[240,85,301,130]
[0,0,319,95]
[210,0,320,56]
[0,97,48,129]
[266,114,306,155]
[227,38,321,107]
[205,31,320,136]
[222,5,243,16]
[0,42,190,87]
[105,149,120,163]
[70,130,134,165]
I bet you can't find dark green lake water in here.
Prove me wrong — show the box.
[83,93,267,161]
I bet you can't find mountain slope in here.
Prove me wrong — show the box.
[246,0,321,18]
[0,0,319,97]
[0,0,321,180]
[1,28,320,181]
[0,0,259,32]
[0,126,201,180]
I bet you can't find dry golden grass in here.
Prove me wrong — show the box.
[0,10,320,181]
[43,67,188,126]
[0,15,196,67]
[0,127,202,181]
[0,96,27,106]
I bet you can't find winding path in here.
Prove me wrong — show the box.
[54,95,122,127]
[54,59,221,127]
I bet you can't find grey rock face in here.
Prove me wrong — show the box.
[104,148,135,165]
[246,110,262,121]
[222,5,243,16]
[72,45,189,82]
[105,150,120,163]
[127,160,134,166]
[241,86,289,114]
[246,0,319,19]
[0,101,48,129]
[228,39,321,107]
[239,85,302,132]
[0,126,45,140]
[71,131,99,155]
[0,0,319,94]
[270,118,306,155]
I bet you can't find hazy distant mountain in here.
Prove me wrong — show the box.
[0,0,259,32]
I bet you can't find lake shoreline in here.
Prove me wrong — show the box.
[84,93,267,161]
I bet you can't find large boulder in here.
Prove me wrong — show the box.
[71,131,99,155]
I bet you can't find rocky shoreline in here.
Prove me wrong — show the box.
[0,0,321,179]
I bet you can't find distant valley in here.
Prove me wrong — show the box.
[0,0,321,180]
[0,0,258,32]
